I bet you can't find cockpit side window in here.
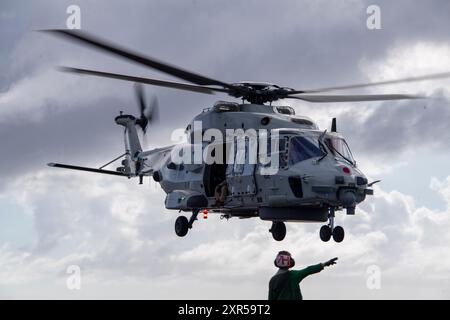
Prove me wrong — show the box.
[259,135,288,170]
[324,137,355,165]
[289,136,325,165]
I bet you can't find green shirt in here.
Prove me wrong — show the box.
[268,263,324,300]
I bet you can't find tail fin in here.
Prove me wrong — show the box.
[115,113,143,176]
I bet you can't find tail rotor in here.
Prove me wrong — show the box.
[134,83,159,147]
[134,83,159,134]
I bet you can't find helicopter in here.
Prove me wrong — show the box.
[43,30,450,242]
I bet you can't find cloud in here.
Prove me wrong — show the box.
[300,41,450,174]
[1,167,450,299]
[1,0,450,299]
[337,90,450,162]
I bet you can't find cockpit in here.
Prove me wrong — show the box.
[288,135,325,165]
[323,136,355,165]
[286,132,355,166]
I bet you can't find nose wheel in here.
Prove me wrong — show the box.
[270,221,286,241]
[319,207,345,242]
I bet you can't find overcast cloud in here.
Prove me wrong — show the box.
[1,0,450,299]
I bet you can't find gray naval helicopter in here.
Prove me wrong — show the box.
[44,30,450,242]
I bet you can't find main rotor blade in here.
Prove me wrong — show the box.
[289,72,450,94]
[287,94,424,103]
[59,66,229,94]
[44,29,231,87]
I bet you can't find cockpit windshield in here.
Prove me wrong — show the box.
[289,135,326,165]
[324,136,355,165]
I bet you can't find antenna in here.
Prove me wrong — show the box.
[331,118,337,132]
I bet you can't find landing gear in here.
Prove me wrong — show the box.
[319,207,345,243]
[175,209,199,237]
[175,216,189,237]
[332,226,345,243]
[319,225,332,242]
[270,221,286,241]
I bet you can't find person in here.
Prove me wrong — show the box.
[214,180,228,205]
[268,251,338,300]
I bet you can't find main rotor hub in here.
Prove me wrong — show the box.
[229,82,296,104]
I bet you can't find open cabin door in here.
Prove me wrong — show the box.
[203,143,227,197]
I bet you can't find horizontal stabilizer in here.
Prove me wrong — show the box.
[47,163,126,177]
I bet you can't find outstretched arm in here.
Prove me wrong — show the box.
[294,257,338,282]
[321,257,338,268]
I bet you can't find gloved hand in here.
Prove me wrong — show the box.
[322,257,338,267]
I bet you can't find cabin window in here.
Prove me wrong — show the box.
[276,106,295,115]
[289,136,325,164]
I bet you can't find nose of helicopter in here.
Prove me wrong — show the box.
[338,188,357,207]
[330,163,368,211]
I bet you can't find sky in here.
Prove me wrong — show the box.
[1,0,450,299]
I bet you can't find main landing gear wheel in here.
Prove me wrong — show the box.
[175,216,189,237]
[270,221,286,241]
[319,207,345,243]
[332,226,345,243]
[319,225,332,242]
[175,209,200,237]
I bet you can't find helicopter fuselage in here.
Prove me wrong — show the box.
[146,102,372,223]
[43,28,442,241]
